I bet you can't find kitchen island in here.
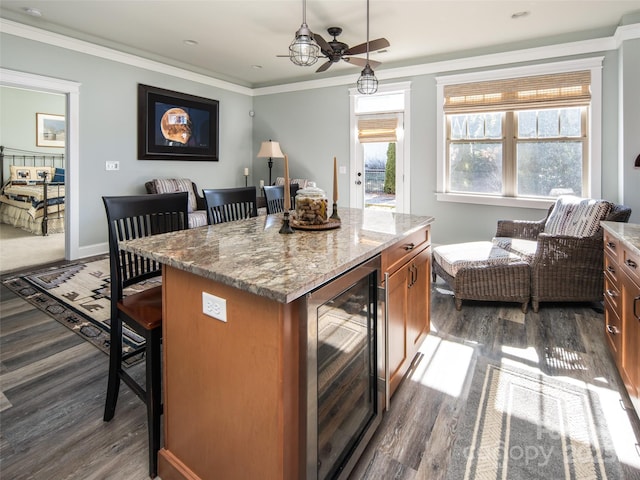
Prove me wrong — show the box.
[122,207,434,480]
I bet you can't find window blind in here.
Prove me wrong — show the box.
[443,70,591,113]
[357,116,398,143]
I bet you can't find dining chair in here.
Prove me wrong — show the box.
[263,184,299,215]
[203,186,258,224]
[102,192,189,479]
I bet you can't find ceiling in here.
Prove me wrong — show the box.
[1,1,639,89]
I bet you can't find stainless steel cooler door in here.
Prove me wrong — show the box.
[305,255,384,480]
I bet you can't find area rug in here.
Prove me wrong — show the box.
[447,359,622,480]
[2,256,158,359]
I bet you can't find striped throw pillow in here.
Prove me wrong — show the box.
[153,178,197,212]
[544,196,612,238]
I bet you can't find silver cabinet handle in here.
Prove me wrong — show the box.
[625,259,638,269]
[383,272,390,411]
[606,324,619,335]
[606,289,618,298]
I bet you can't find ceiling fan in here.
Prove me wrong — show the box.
[313,27,389,73]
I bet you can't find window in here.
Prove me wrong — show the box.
[448,107,587,197]
[436,59,603,208]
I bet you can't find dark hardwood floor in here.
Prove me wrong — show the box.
[1,277,639,479]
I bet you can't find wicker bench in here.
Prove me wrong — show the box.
[432,241,531,313]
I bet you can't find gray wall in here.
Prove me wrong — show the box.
[1,28,638,251]
[253,46,638,244]
[1,33,253,248]
[620,38,640,223]
[0,86,65,151]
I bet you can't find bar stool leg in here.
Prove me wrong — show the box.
[104,316,122,422]
[146,327,162,478]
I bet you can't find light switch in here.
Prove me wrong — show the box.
[105,161,119,171]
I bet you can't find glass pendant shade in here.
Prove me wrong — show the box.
[289,24,319,66]
[357,64,378,95]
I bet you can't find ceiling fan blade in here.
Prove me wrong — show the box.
[344,38,390,56]
[344,57,381,69]
[312,33,332,54]
[316,60,334,73]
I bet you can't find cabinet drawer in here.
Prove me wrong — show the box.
[603,231,620,262]
[604,273,621,316]
[604,251,618,284]
[382,226,430,274]
[621,246,640,286]
[604,299,623,363]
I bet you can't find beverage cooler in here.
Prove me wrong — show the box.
[303,255,385,480]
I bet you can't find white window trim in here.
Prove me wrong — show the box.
[349,82,411,212]
[435,57,603,209]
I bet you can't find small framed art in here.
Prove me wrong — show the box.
[36,113,65,148]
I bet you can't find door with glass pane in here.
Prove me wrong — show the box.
[352,112,404,212]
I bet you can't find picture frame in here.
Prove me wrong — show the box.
[138,84,219,161]
[36,113,65,148]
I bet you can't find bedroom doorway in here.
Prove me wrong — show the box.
[0,87,66,273]
[0,69,80,273]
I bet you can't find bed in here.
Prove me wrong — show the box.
[0,146,65,236]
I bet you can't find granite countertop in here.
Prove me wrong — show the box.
[121,208,434,303]
[601,221,640,257]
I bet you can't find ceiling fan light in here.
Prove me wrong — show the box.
[357,64,378,95]
[289,24,319,66]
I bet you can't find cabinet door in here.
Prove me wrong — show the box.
[407,247,431,353]
[620,269,640,410]
[386,265,408,396]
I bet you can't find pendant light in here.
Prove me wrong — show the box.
[356,0,378,95]
[289,0,319,66]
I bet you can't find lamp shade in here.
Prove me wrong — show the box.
[257,140,284,158]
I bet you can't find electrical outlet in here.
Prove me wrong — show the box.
[202,292,227,322]
[105,160,120,171]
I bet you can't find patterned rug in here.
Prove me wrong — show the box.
[2,255,158,359]
[447,359,622,480]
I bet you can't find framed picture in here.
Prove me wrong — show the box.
[138,84,219,161]
[36,113,65,148]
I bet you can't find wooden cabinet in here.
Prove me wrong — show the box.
[603,230,640,416]
[382,226,431,398]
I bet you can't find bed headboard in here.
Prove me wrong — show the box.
[1,145,65,185]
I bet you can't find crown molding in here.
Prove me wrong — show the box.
[0,18,253,96]
[2,17,638,98]
[614,22,640,46]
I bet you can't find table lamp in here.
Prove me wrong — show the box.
[257,140,284,186]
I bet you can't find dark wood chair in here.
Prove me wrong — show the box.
[102,192,189,479]
[203,186,258,224]
[263,184,299,214]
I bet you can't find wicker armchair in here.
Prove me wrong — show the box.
[496,203,632,312]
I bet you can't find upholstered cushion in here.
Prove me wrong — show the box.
[188,210,208,228]
[433,241,523,278]
[9,165,55,183]
[492,237,538,263]
[152,178,197,213]
[544,196,612,238]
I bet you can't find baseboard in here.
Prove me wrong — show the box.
[75,242,108,260]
